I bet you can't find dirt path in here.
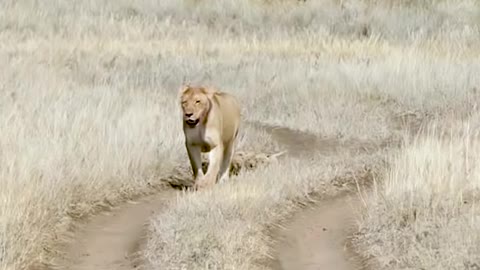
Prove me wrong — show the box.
[62,191,176,270]
[60,122,368,270]
[255,122,368,270]
[270,194,365,270]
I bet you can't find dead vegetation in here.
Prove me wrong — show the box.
[165,150,287,189]
[1,0,479,269]
[142,147,387,270]
[353,118,480,270]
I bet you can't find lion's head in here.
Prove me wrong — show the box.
[179,85,214,128]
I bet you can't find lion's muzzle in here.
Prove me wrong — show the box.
[185,118,200,127]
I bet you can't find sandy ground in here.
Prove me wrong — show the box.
[60,123,367,270]
[63,191,176,270]
[270,194,366,270]
[263,122,367,270]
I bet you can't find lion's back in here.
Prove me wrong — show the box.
[214,92,241,142]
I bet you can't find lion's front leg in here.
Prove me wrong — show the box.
[186,144,204,182]
[195,144,223,189]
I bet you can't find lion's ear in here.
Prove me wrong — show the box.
[200,87,217,99]
[179,84,190,95]
[178,84,191,100]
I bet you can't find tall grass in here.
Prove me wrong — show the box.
[139,0,480,269]
[1,0,479,269]
[354,119,480,269]
[0,60,185,269]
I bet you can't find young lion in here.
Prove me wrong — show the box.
[179,85,241,190]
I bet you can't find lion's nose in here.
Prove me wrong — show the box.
[185,113,193,117]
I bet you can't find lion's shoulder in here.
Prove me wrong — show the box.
[212,91,240,113]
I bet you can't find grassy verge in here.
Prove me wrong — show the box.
[143,148,386,269]
[354,116,480,269]
[0,57,185,269]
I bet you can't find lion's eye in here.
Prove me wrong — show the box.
[196,100,200,104]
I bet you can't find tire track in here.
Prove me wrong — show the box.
[248,121,368,270]
[59,121,369,270]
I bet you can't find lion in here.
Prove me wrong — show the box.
[179,85,241,190]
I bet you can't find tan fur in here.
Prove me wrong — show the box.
[179,85,241,190]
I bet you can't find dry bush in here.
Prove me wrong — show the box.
[353,121,480,269]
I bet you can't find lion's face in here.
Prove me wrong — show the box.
[180,87,211,128]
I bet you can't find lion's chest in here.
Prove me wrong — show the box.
[184,125,215,152]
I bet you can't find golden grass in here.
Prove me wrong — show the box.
[143,150,386,270]
[139,1,480,269]
[354,119,480,269]
[1,0,479,269]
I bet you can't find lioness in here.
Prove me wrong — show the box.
[179,85,241,190]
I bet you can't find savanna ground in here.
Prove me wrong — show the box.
[1,0,480,269]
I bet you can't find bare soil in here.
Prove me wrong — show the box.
[62,191,175,270]
[261,123,368,270]
[270,194,366,270]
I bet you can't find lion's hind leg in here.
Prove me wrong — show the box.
[218,140,235,184]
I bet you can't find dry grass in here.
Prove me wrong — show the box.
[143,150,386,270]
[1,0,480,269]
[354,117,480,269]
[138,1,480,270]
[0,53,185,269]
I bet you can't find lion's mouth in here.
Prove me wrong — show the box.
[186,119,199,127]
